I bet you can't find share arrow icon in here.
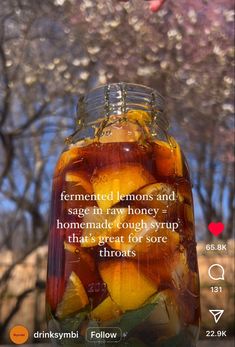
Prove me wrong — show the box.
[209,309,224,323]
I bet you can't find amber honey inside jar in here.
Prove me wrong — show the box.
[46,83,200,346]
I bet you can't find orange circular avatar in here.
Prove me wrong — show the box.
[9,325,29,345]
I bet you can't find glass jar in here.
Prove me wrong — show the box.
[46,83,200,346]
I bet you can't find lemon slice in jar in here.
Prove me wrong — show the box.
[91,163,155,210]
[91,296,122,321]
[54,147,81,177]
[81,207,128,247]
[134,228,180,261]
[99,260,158,311]
[66,171,93,194]
[138,182,184,206]
[109,214,180,261]
[138,182,179,199]
[98,110,151,143]
[56,271,89,319]
[154,138,183,177]
[108,214,156,252]
[177,180,193,204]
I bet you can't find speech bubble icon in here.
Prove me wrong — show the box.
[208,264,225,281]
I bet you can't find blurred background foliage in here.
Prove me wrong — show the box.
[0,0,234,343]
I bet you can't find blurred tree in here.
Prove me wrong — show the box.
[0,0,234,340]
[68,0,234,239]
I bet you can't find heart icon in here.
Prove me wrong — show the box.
[208,222,224,237]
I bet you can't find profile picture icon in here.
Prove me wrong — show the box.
[9,325,29,345]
